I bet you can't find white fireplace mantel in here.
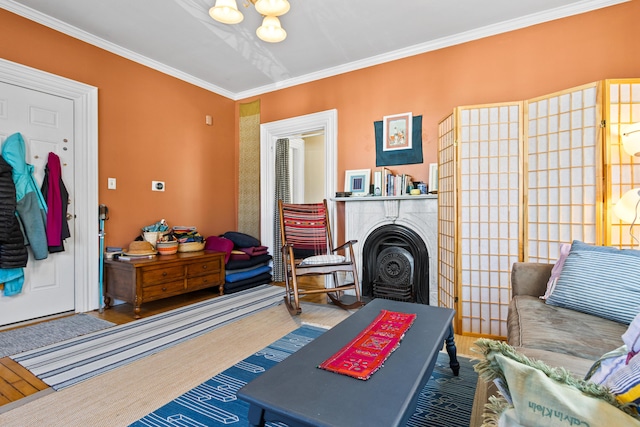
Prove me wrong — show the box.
[335,195,438,305]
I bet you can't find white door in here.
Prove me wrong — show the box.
[0,81,76,326]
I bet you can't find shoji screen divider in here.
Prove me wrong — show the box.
[437,81,624,338]
[605,79,640,249]
[525,82,604,263]
[437,114,457,315]
[458,103,522,338]
[438,103,523,338]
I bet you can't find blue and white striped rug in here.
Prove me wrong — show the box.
[11,284,284,390]
[131,326,477,427]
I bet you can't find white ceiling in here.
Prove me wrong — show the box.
[0,0,627,100]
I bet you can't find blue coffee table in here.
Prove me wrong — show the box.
[237,298,457,427]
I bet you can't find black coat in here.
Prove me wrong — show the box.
[0,156,28,268]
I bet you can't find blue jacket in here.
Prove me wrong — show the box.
[1,133,49,260]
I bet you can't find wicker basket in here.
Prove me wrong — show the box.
[156,241,178,255]
[177,241,206,252]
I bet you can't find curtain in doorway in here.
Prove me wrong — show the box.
[273,138,290,282]
[238,100,261,239]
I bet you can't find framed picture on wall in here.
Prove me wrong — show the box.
[345,169,371,196]
[382,112,412,151]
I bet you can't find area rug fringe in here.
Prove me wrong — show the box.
[11,285,283,390]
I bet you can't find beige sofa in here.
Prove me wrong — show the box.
[470,262,628,426]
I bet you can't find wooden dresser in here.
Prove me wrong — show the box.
[104,250,225,318]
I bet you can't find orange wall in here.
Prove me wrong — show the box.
[242,1,640,187]
[239,1,640,238]
[2,2,639,248]
[0,10,236,248]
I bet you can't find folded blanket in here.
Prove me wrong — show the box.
[225,262,270,274]
[474,339,640,427]
[226,254,272,270]
[226,265,272,283]
[586,311,640,405]
[239,246,269,256]
[224,272,272,293]
[229,251,250,261]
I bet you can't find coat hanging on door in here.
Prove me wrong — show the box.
[41,152,70,253]
[0,154,27,295]
[1,133,48,260]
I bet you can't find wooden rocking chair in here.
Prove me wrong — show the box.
[278,199,364,315]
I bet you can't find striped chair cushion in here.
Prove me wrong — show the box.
[546,240,640,325]
[299,254,345,266]
[281,203,328,255]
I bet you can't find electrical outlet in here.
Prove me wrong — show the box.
[108,177,116,190]
[152,181,165,192]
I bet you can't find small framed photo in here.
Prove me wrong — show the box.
[345,169,371,196]
[383,112,412,151]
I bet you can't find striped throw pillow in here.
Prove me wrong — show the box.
[545,240,640,325]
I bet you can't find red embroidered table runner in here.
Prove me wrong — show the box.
[318,309,417,380]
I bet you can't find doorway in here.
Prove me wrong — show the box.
[288,133,325,204]
[0,58,98,326]
[259,109,337,258]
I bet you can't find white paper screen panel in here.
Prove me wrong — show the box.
[526,83,600,262]
[458,104,521,337]
[607,81,640,249]
[438,114,456,311]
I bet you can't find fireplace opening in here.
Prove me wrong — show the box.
[362,224,429,304]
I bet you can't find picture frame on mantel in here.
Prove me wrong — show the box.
[345,169,371,196]
[382,112,412,151]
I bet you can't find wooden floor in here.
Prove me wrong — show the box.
[0,358,49,407]
[0,284,477,409]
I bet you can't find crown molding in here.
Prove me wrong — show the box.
[1,0,628,101]
[0,0,236,99]
[235,0,628,99]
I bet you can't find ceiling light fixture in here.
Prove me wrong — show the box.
[209,0,290,43]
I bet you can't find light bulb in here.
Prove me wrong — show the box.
[209,0,244,24]
[255,0,290,17]
[256,16,286,43]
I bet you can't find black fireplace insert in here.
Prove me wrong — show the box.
[361,224,429,304]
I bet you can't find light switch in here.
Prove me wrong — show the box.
[108,177,116,190]
[205,115,213,126]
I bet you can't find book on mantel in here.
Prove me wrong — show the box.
[378,167,412,196]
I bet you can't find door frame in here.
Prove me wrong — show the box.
[259,109,337,256]
[0,58,99,314]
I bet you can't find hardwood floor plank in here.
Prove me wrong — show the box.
[0,356,53,407]
[7,379,40,396]
[0,394,10,406]
[0,377,23,401]
[0,360,21,383]
[0,359,47,391]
